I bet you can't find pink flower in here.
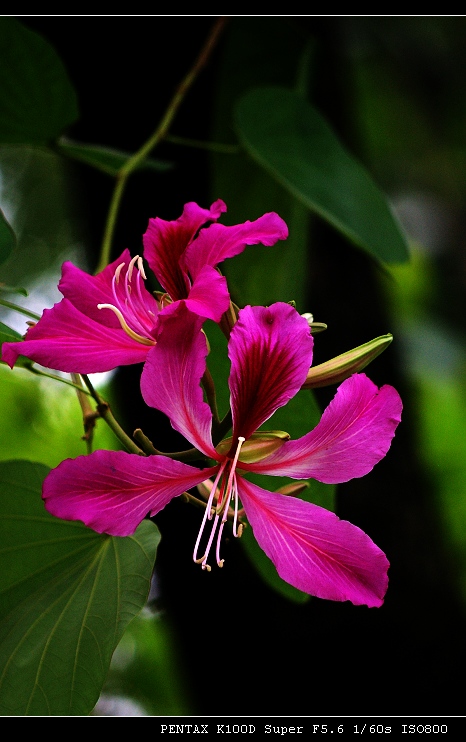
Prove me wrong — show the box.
[43,302,402,607]
[1,200,288,374]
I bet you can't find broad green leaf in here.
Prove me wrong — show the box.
[0,209,16,265]
[234,86,410,265]
[0,18,78,144]
[0,460,160,716]
[57,139,173,177]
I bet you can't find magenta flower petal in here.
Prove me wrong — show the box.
[58,249,133,327]
[43,449,218,536]
[238,477,389,607]
[143,200,227,300]
[183,265,230,322]
[183,212,289,280]
[1,298,152,373]
[141,303,217,458]
[228,303,314,440]
[247,374,402,482]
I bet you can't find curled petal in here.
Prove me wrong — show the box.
[141,303,217,458]
[229,303,313,440]
[143,200,226,300]
[1,298,152,373]
[43,449,217,537]
[246,374,402,483]
[184,212,289,279]
[238,477,389,607]
[183,265,230,322]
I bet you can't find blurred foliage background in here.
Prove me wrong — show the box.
[2,16,466,716]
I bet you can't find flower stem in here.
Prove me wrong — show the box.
[133,428,206,462]
[81,375,145,455]
[71,373,97,454]
[96,16,228,273]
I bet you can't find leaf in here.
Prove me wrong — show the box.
[240,524,310,604]
[0,321,22,344]
[0,283,27,297]
[0,323,35,370]
[234,86,410,265]
[210,19,313,310]
[0,460,160,716]
[0,209,16,265]
[0,18,79,144]
[57,139,173,177]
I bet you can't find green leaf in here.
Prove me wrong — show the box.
[0,323,35,370]
[210,19,313,310]
[57,139,173,177]
[0,321,22,344]
[0,283,27,297]
[241,525,310,604]
[0,460,160,716]
[0,209,16,265]
[234,86,410,265]
[0,18,79,144]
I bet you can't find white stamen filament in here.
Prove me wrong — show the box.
[97,255,158,345]
[193,437,245,571]
[97,304,155,345]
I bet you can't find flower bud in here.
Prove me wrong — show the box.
[275,481,310,497]
[216,431,290,464]
[302,334,393,389]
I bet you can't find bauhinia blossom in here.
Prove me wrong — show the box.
[1,200,288,374]
[43,302,402,607]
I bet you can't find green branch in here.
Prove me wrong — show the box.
[96,16,228,273]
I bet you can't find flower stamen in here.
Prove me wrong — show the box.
[193,437,245,571]
[97,255,159,346]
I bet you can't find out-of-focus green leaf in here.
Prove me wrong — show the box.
[0,209,16,265]
[240,524,310,604]
[210,18,312,311]
[0,321,22,344]
[95,610,191,716]
[0,283,27,297]
[0,324,34,370]
[234,86,410,265]
[0,460,160,716]
[0,17,78,144]
[57,139,173,177]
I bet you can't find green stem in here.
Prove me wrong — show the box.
[71,373,96,454]
[95,16,228,273]
[0,298,40,321]
[26,366,93,394]
[133,428,206,462]
[215,409,233,445]
[81,375,145,455]
[202,367,220,426]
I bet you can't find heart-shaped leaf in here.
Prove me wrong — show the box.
[0,460,160,716]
